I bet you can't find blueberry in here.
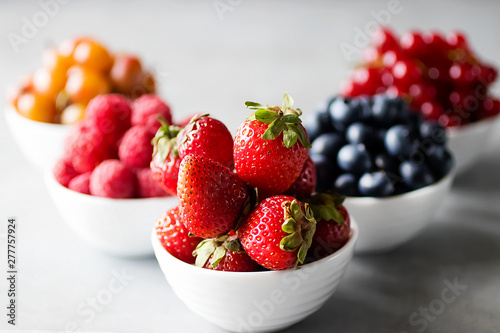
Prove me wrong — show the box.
[371,95,407,126]
[399,161,436,190]
[358,171,395,197]
[408,111,424,133]
[329,97,363,131]
[419,121,446,146]
[346,122,376,145]
[374,152,400,174]
[385,125,416,158]
[333,173,359,196]
[337,144,372,175]
[426,145,454,179]
[310,133,344,162]
[310,154,334,191]
[303,109,334,142]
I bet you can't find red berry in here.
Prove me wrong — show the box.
[118,125,154,169]
[68,172,91,195]
[85,94,132,143]
[131,94,172,134]
[53,158,80,187]
[176,114,234,168]
[283,155,317,199]
[89,160,136,198]
[177,154,250,239]
[421,102,445,121]
[238,195,316,270]
[136,168,168,198]
[392,60,422,89]
[156,206,202,264]
[480,99,500,119]
[64,120,113,173]
[310,206,350,260]
[446,31,468,49]
[400,31,425,56]
[371,26,400,52]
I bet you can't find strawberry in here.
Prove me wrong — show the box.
[234,93,311,199]
[150,118,182,196]
[177,114,234,168]
[283,155,317,199]
[177,154,250,239]
[238,195,317,270]
[193,234,259,272]
[156,206,203,264]
[305,192,351,260]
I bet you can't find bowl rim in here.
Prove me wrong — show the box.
[446,113,500,136]
[152,219,358,277]
[44,168,176,203]
[5,104,72,129]
[344,166,456,205]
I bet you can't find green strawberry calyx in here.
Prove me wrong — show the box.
[193,234,243,269]
[151,116,182,161]
[245,93,311,149]
[305,192,346,225]
[280,200,317,268]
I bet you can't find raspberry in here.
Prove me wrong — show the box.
[118,125,154,168]
[85,94,132,143]
[68,172,91,195]
[131,94,172,134]
[136,168,168,198]
[53,158,80,187]
[89,160,136,198]
[64,120,112,173]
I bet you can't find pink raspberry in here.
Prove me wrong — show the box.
[131,94,172,134]
[53,158,80,187]
[85,94,132,143]
[64,121,112,173]
[89,160,136,198]
[68,172,91,195]
[118,125,154,168]
[136,168,168,198]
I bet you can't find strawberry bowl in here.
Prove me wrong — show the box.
[5,105,71,170]
[45,170,178,257]
[346,169,454,254]
[152,220,358,333]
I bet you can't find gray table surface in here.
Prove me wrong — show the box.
[1,0,500,332]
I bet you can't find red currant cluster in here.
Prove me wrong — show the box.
[342,27,500,127]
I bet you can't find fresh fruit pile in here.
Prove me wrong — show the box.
[342,27,500,127]
[54,94,172,198]
[7,37,155,124]
[305,94,453,197]
[155,94,351,271]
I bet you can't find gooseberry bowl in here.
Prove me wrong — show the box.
[5,105,71,171]
[152,220,358,333]
[45,170,178,257]
[446,115,500,174]
[346,170,454,254]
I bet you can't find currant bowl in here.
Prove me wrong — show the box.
[45,170,178,257]
[5,105,71,171]
[346,170,454,254]
[152,220,358,333]
[446,115,500,174]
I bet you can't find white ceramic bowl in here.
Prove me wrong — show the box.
[152,221,358,333]
[4,105,71,171]
[447,115,500,174]
[45,170,178,257]
[346,171,454,254]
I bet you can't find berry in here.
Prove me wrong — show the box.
[234,94,310,198]
[310,132,344,163]
[419,121,446,145]
[136,168,168,198]
[177,114,234,168]
[303,105,334,142]
[333,174,359,197]
[307,193,350,260]
[64,66,111,105]
[177,154,250,239]
[118,125,154,169]
[426,145,454,179]
[238,196,316,270]
[73,39,113,73]
[400,31,425,56]
[53,158,80,187]
[329,96,366,130]
[371,94,407,125]
[193,235,259,272]
[89,160,136,198]
[399,161,435,190]
[156,207,203,264]
[16,93,57,123]
[346,122,378,149]
[68,172,91,195]
[131,95,172,134]
[64,120,112,173]
[310,154,334,192]
[384,125,416,158]
[337,144,372,175]
[358,171,395,197]
[374,153,399,174]
[283,155,317,199]
[372,26,400,52]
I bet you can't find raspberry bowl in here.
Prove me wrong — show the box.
[5,105,71,170]
[152,220,358,332]
[45,169,178,257]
